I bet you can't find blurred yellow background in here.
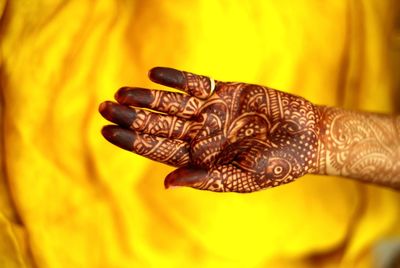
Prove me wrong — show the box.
[1,0,400,267]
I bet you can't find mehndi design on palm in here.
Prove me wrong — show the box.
[99,67,322,193]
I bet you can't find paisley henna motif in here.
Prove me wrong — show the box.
[99,67,400,192]
[316,107,400,189]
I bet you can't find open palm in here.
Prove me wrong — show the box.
[99,67,321,193]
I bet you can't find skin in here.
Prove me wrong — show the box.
[317,107,400,189]
[99,67,400,193]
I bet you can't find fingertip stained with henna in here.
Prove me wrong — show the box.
[148,67,186,89]
[101,125,135,151]
[164,166,208,189]
[99,101,137,128]
[115,87,155,107]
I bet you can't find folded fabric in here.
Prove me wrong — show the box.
[1,1,399,267]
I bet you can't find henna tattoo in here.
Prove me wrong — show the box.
[180,83,321,192]
[100,67,322,193]
[316,107,400,189]
[116,87,203,119]
[149,67,214,99]
[101,125,190,167]
[100,67,400,193]
[131,132,190,167]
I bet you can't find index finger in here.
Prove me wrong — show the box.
[148,67,216,99]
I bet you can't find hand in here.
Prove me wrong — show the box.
[99,67,321,193]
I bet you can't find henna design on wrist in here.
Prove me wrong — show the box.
[317,107,400,189]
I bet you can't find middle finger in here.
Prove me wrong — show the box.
[99,101,196,141]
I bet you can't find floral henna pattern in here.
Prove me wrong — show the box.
[100,67,323,193]
[179,83,322,192]
[316,107,400,189]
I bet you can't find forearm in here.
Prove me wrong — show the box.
[314,106,400,190]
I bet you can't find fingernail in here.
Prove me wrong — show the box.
[98,101,107,113]
[101,125,135,151]
[98,101,136,128]
[115,87,155,107]
[148,67,186,89]
[164,166,208,189]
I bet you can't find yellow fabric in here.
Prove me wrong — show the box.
[1,0,399,267]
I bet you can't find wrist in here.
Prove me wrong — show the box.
[313,105,400,189]
[312,105,338,176]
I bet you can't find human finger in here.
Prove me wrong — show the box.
[99,101,195,140]
[101,125,190,167]
[148,67,216,99]
[115,87,203,119]
[164,164,261,193]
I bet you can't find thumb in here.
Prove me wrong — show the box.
[165,164,264,193]
[164,166,208,189]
